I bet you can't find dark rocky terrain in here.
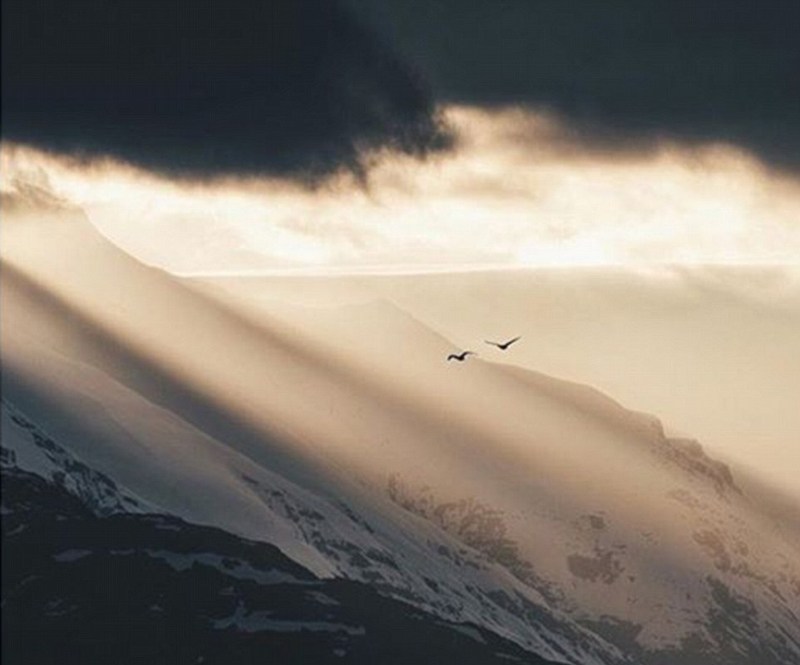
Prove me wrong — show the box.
[1,465,555,665]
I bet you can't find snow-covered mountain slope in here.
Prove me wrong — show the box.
[187,291,800,665]
[2,197,798,664]
[0,377,621,665]
[1,400,149,515]
[2,465,555,665]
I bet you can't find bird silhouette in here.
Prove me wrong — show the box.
[447,350,475,362]
[484,336,521,351]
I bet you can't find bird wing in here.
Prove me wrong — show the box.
[484,340,501,347]
[503,336,521,347]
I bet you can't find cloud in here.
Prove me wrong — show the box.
[8,107,800,272]
[350,0,800,171]
[1,0,452,180]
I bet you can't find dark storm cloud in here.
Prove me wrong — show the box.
[349,0,800,170]
[1,0,451,180]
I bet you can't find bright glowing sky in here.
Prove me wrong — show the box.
[3,106,800,272]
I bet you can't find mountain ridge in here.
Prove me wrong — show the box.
[2,198,798,664]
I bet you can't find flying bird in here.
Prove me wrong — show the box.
[484,336,521,351]
[447,351,475,362]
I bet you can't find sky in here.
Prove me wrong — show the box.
[2,0,799,270]
[2,0,799,514]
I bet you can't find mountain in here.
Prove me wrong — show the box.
[2,190,798,664]
[1,464,553,665]
[201,263,800,508]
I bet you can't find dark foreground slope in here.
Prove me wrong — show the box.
[1,465,554,665]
